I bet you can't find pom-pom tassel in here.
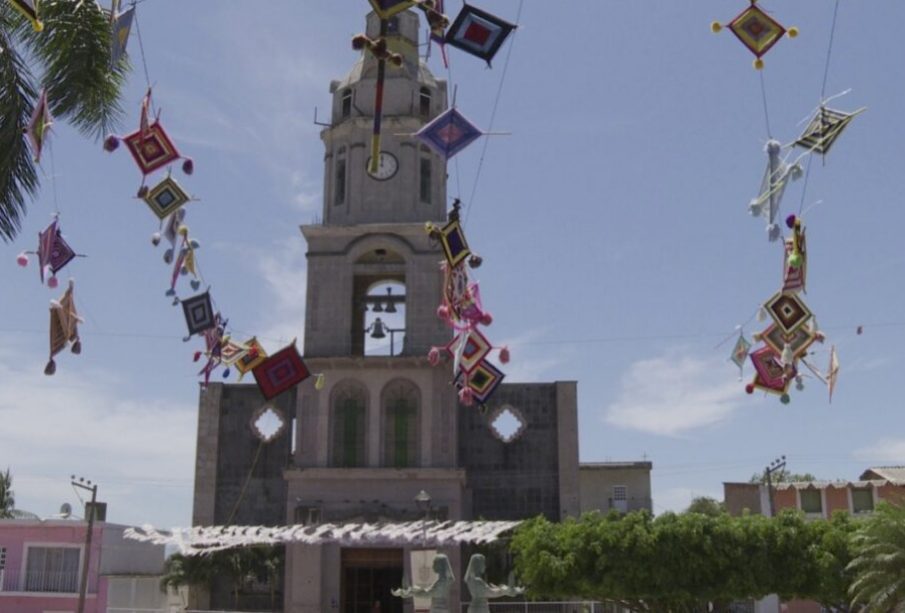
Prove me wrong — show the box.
[458,387,474,406]
[437,305,450,321]
[193,351,202,362]
[16,252,28,267]
[182,158,194,175]
[71,340,81,355]
[480,311,493,326]
[745,383,755,394]
[47,275,58,289]
[499,346,510,364]
[103,135,120,152]
[711,21,723,33]
[222,368,230,379]
[151,232,162,246]
[428,347,440,366]
[44,359,56,376]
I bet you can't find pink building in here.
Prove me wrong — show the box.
[0,516,166,613]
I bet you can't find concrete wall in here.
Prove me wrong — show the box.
[579,463,652,514]
[99,524,164,575]
[459,382,575,521]
[106,576,187,612]
[724,483,762,516]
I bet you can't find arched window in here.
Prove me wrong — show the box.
[382,380,419,468]
[331,382,367,467]
[341,89,352,119]
[419,87,431,118]
[334,146,346,206]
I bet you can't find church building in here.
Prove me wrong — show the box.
[192,10,589,612]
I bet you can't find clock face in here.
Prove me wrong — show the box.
[366,151,399,181]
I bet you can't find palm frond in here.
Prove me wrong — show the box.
[0,17,38,241]
[18,0,128,138]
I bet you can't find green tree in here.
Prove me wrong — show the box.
[160,546,285,611]
[0,468,14,518]
[510,509,856,612]
[685,496,725,517]
[847,502,905,611]
[0,1,129,240]
[749,469,817,484]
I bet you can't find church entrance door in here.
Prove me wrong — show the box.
[341,548,404,613]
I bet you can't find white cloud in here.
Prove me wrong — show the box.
[494,327,571,383]
[256,238,308,347]
[0,353,195,527]
[853,439,905,463]
[604,351,747,436]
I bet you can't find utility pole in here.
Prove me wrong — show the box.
[71,475,98,613]
[763,456,786,517]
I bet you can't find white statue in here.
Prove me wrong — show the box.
[463,553,524,613]
[392,552,455,613]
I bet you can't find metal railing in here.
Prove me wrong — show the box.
[460,603,626,612]
[0,568,94,593]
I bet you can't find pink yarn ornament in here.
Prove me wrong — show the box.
[193,351,202,362]
[480,311,493,326]
[428,347,440,366]
[437,305,450,321]
[47,275,58,289]
[499,346,510,364]
[458,387,474,406]
[16,252,28,267]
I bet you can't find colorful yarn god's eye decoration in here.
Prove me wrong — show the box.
[26,89,52,163]
[45,279,82,375]
[425,200,509,409]
[711,0,798,70]
[444,3,516,67]
[16,215,83,289]
[104,89,194,196]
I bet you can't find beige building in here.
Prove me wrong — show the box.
[579,462,653,515]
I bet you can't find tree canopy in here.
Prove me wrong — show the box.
[847,502,905,610]
[510,509,856,612]
[0,1,129,240]
[0,468,14,518]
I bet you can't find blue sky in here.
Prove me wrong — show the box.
[2,1,904,526]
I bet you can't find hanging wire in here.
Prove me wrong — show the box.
[798,0,842,215]
[759,71,773,139]
[131,2,153,92]
[462,0,524,227]
[820,0,842,101]
[47,143,61,215]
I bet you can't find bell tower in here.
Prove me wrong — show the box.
[303,10,449,358]
[321,10,448,227]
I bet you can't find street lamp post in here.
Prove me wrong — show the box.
[71,476,98,613]
[764,456,786,517]
[414,490,432,548]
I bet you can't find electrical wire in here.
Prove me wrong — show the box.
[463,0,524,228]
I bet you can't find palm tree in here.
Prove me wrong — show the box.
[0,468,14,518]
[0,1,129,241]
[847,501,905,611]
